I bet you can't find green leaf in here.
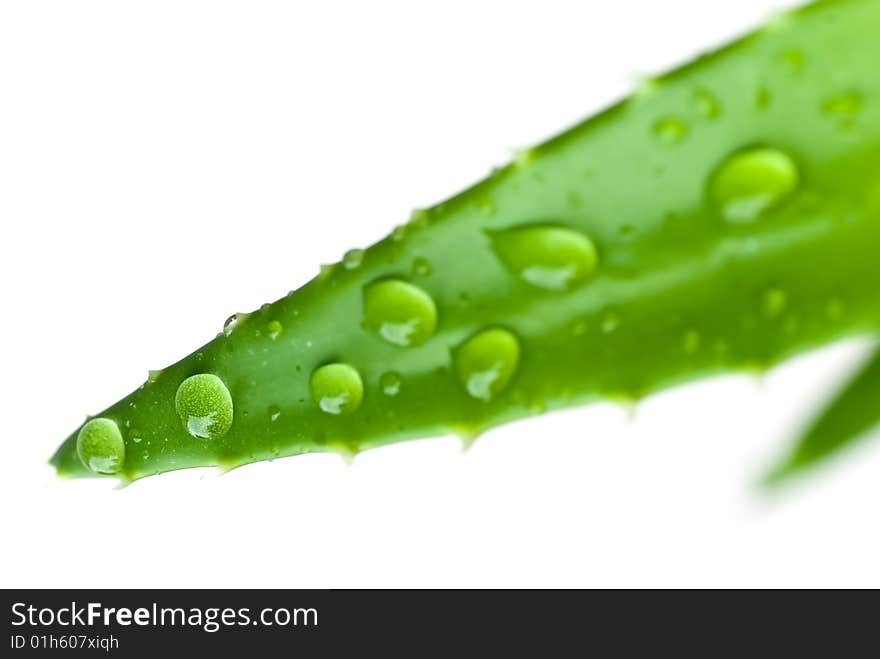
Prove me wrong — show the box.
[766,346,880,486]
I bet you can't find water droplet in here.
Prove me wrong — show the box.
[780,49,805,72]
[267,320,283,340]
[342,248,365,270]
[363,279,438,347]
[694,89,722,119]
[147,369,163,383]
[409,209,430,229]
[268,404,281,422]
[572,320,587,336]
[310,363,364,415]
[601,312,620,334]
[455,328,521,402]
[652,117,688,145]
[223,313,248,336]
[132,436,142,444]
[682,330,701,354]
[380,372,402,397]
[175,374,234,440]
[412,257,432,277]
[76,418,125,474]
[825,298,845,321]
[476,196,496,216]
[708,147,799,223]
[514,147,537,167]
[761,288,788,318]
[489,224,599,291]
[618,225,636,241]
[756,87,771,109]
[823,92,863,127]
[391,225,407,242]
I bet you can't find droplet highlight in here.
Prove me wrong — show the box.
[455,328,521,402]
[311,363,364,416]
[175,374,234,440]
[708,147,799,223]
[363,279,438,347]
[77,418,125,474]
[490,224,599,291]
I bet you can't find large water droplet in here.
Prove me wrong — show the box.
[708,147,799,223]
[380,372,402,397]
[77,418,125,474]
[652,117,688,145]
[363,279,438,347]
[175,374,234,440]
[455,328,521,402]
[489,224,599,291]
[311,363,364,415]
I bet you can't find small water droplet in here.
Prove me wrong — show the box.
[652,117,688,145]
[455,328,521,402]
[391,225,407,242]
[409,209,430,229]
[825,298,845,321]
[618,225,636,241]
[601,312,620,334]
[572,320,587,336]
[268,404,281,422]
[363,279,438,347]
[755,87,772,109]
[489,224,599,291]
[264,320,282,340]
[566,191,584,209]
[223,313,248,336]
[412,257,432,277]
[761,288,788,318]
[342,248,365,270]
[822,92,863,128]
[132,436,142,444]
[514,147,537,167]
[76,418,125,474]
[780,49,805,73]
[147,369,163,384]
[380,372,402,397]
[175,374,234,440]
[682,330,701,354]
[708,147,799,223]
[311,363,364,415]
[694,89,722,119]
[476,196,496,216]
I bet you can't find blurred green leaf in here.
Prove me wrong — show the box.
[766,346,880,486]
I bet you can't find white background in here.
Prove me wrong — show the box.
[2,0,878,588]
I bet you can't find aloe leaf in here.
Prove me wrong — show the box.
[766,347,880,486]
[50,0,880,482]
